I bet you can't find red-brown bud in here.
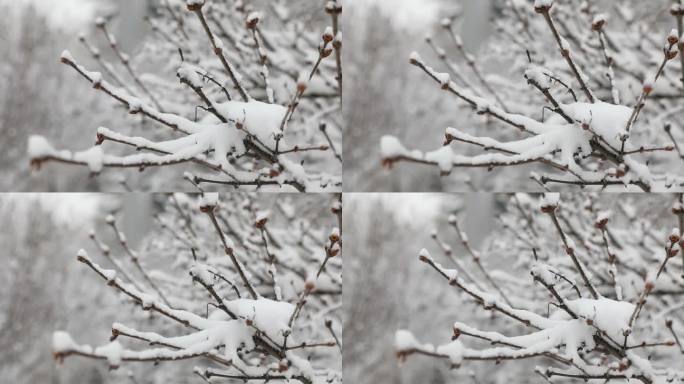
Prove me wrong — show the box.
[186,0,204,11]
[642,82,654,95]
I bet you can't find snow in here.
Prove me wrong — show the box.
[435,72,450,88]
[668,28,679,42]
[199,193,219,210]
[280,158,309,186]
[94,341,124,368]
[72,146,104,173]
[90,72,103,88]
[107,320,256,366]
[190,263,214,286]
[246,12,261,24]
[531,263,560,285]
[592,13,608,29]
[101,268,117,283]
[139,293,157,310]
[76,248,90,262]
[409,51,422,64]
[524,65,552,90]
[224,298,295,344]
[435,340,464,365]
[424,146,454,174]
[127,98,142,114]
[565,298,635,340]
[559,102,632,148]
[593,13,607,24]
[395,330,423,351]
[53,331,89,353]
[60,50,74,63]
[255,210,270,223]
[596,210,611,224]
[534,0,554,8]
[214,35,225,50]
[28,136,107,174]
[287,351,316,382]
[213,101,287,146]
[323,26,334,41]
[540,193,559,207]
[380,136,421,161]
[27,135,56,158]
[418,248,458,280]
[97,123,246,172]
[454,35,464,48]
[105,214,115,224]
[565,237,576,251]
[177,62,206,89]
[380,135,407,158]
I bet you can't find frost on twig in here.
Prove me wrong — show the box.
[395,193,684,383]
[53,193,342,384]
[29,0,343,192]
[382,1,684,191]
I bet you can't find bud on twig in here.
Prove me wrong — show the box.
[186,0,205,12]
[418,248,431,263]
[321,46,333,58]
[671,4,684,16]
[199,193,218,213]
[667,29,680,46]
[669,228,680,244]
[255,210,270,229]
[534,0,554,14]
[642,81,654,95]
[591,14,607,31]
[246,12,260,29]
[322,27,334,43]
[540,194,559,213]
[304,277,316,292]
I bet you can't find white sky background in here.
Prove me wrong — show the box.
[383,193,444,225]
[357,0,441,31]
[0,0,99,31]
[4,194,101,228]
[350,193,444,228]
[11,0,442,32]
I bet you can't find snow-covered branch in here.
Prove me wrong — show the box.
[29,0,342,192]
[381,0,684,191]
[53,193,342,383]
[396,193,684,383]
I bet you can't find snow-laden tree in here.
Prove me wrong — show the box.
[0,195,130,384]
[29,0,342,192]
[0,3,113,192]
[395,193,684,383]
[381,0,684,192]
[52,193,342,384]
